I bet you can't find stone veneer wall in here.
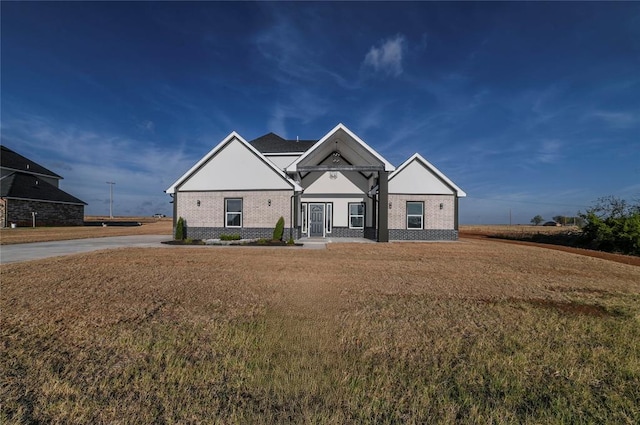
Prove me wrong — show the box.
[389,229,458,241]
[327,227,364,238]
[3,199,84,226]
[176,190,294,239]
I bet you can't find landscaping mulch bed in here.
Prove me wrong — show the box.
[162,239,302,247]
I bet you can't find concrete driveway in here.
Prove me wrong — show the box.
[0,235,170,264]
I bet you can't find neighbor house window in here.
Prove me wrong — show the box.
[407,201,423,229]
[349,202,365,229]
[225,198,242,228]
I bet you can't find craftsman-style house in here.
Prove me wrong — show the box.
[166,124,465,241]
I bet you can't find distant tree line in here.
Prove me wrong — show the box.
[579,196,640,256]
[527,196,639,256]
[552,215,586,227]
[529,215,584,226]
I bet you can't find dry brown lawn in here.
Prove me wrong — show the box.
[460,224,574,236]
[2,240,639,423]
[0,217,172,245]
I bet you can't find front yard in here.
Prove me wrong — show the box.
[2,240,639,423]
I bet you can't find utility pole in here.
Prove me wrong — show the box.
[106,181,115,218]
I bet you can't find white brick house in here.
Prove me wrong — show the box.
[166,124,465,241]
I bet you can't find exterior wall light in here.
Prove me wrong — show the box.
[439,203,444,210]
[197,200,201,207]
[388,202,392,209]
[268,199,271,206]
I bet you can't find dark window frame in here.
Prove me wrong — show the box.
[406,201,424,229]
[348,202,365,229]
[225,198,243,228]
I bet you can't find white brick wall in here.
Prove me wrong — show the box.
[176,190,293,228]
[388,194,454,230]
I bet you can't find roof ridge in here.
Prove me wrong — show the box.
[0,145,63,179]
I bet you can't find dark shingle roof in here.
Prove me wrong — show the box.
[0,172,86,205]
[0,145,62,179]
[250,132,316,154]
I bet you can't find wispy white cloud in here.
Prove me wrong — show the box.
[363,34,406,77]
[268,90,330,139]
[590,110,639,129]
[252,10,358,136]
[253,11,358,90]
[1,114,196,216]
[138,120,155,132]
[357,101,395,133]
[533,139,563,164]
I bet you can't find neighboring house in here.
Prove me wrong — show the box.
[166,123,466,242]
[1,145,86,227]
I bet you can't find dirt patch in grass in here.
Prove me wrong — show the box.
[2,239,640,423]
[483,298,622,318]
[526,299,619,317]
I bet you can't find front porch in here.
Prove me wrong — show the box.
[286,124,396,242]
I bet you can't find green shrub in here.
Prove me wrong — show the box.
[220,234,241,241]
[273,216,285,241]
[287,236,295,245]
[580,196,640,255]
[175,217,185,240]
[257,238,268,245]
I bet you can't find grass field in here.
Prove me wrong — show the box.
[2,240,639,423]
[460,224,576,236]
[0,217,172,245]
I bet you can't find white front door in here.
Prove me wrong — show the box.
[309,203,325,237]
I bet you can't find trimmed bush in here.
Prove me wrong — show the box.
[220,234,241,241]
[175,217,185,240]
[273,216,285,241]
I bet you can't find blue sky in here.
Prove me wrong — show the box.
[2,2,639,223]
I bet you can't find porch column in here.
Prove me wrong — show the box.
[454,195,459,231]
[378,171,389,242]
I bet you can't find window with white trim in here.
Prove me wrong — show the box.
[349,202,365,229]
[326,203,333,233]
[225,198,242,228]
[406,201,423,229]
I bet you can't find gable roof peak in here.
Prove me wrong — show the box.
[165,131,302,194]
[286,123,395,173]
[390,153,466,197]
